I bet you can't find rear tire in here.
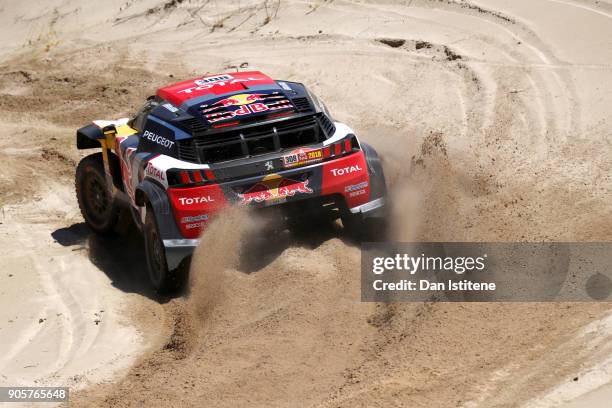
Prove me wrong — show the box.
[75,153,119,235]
[342,213,388,242]
[344,143,389,242]
[143,207,187,293]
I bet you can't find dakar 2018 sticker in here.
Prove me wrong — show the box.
[282,148,323,168]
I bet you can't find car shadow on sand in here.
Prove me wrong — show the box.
[51,222,177,302]
[52,218,368,299]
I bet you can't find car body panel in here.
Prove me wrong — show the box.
[156,71,278,107]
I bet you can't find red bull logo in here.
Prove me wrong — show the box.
[202,92,294,123]
[238,174,313,205]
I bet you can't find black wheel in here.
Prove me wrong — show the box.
[286,212,336,235]
[342,213,388,242]
[76,153,119,235]
[143,207,186,293]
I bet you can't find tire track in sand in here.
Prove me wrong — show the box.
[0,183,143,388]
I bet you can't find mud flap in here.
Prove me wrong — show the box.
[359,142,387,219]
[136,180,195,270]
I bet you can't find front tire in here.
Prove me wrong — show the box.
[75,153,119,235]
[143,207,186,293]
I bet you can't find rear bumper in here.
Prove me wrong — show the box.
[162,196,386,266]
[349,197,386,217]
[167,151,373,238]
[159,150,385,267]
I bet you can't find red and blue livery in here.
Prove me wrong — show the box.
[75,71,386,292]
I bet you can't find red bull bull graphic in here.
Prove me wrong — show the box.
[238,174,313,205]
[215,93,268,107]
[201,92,294,123]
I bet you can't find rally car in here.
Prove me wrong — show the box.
[75,71,386,292]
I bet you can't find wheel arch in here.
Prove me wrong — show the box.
[136,179,192,272]
[135,180,182,240]
[361,142,387,201]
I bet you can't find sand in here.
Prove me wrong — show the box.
[0,0,610,406]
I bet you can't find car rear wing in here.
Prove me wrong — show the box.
[75,120,134,195]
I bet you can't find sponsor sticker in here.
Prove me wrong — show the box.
[194,74,234,86]
[282,148,323,168]
[345,181,369,192]
[201,92,294,123]
[162,103,179,113]
[178,196,214,205]
[181,214,209,223]
[178,76,267,95]
[238,174,313,205]
[205,93,267,107]
[330,164,363,176]
[185,222,205,230]
[143,130,175,149]
[278,81,292,91]
[145,163,165,183]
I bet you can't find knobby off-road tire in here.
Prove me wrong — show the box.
[342,213,388,242]
[143,207,187,293]
[75,153,120,235]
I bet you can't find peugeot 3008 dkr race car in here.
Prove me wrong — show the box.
[75,71,386,292]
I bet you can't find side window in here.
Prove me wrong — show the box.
[131,97,158,131]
